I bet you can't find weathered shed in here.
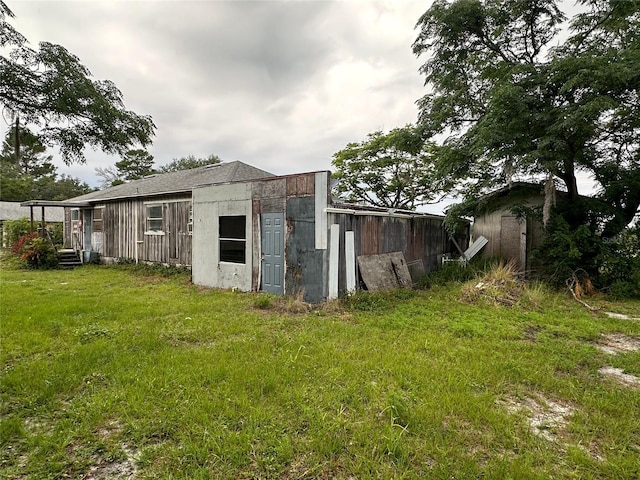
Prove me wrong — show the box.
[471,183,547,270]
[192,170,468,302]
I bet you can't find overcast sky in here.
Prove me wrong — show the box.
[5,0,594,214]
[7,1,429,187]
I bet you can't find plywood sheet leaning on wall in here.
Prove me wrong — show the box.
[357,252,412,292]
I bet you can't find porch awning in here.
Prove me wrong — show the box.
[21,200,92,208]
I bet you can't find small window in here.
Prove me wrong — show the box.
[146,205,163,232]
[71,209,81,232]
[92,208,103,232]
[219,215,246,263]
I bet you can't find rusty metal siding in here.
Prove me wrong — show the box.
[327,212,463,292]
[285,196,325,302]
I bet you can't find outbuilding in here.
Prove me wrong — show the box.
[192,170,468,302]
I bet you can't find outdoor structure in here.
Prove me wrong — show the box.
[471,182,547,270]
[34,161,468,302]
[0,201,64,248]
[57,161,274,264]
[192,170,468,303]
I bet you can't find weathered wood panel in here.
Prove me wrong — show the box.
[286,173,315,197]
[328,212,465,294]
[101,195,192,264]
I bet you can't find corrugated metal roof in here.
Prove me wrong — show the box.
[0,201,65,222]
[65,161,275,204]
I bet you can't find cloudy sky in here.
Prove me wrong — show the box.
[7,1,430,188]
[6,0,594,213]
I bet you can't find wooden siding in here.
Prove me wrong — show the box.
[286,173,315,197]
[101,194,192,265]
[328,213,466,292]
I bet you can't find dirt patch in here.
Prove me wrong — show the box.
[84,445,140,480]
[596,333,640,355]
[499,394,574,443]
[598,367,640,388]
[604,312,640,321]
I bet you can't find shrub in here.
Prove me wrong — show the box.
[536,218,640,299]
[50,223,64,246]
[3,217,31,247]
[10,232,39,256]
[19,236,59,269]
[597,227,640,299]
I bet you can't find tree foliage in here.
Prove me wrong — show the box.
[0,2,155,164]
[95,149,156,187]
[0,127,93,201]
[332,125,443,210]
[158,154,222,173]
[413,0,640,239]
[115,149,155,180]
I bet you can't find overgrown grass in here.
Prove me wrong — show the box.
[1,255,639,479]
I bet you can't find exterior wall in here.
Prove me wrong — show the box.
[327,213,464,293]
[65,193,193,264]
[192,183,253,290]
[472,194,546,269]
[191,170,464,301]
[192,172,329,302]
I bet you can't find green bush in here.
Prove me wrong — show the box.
[50,223,63,246]
[536,218,640,298]
[18,236,59,269]
[597,227,640,299]
[3,217,31,247]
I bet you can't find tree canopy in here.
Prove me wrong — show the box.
[95,149,156,188]
[0,127,93,201]
[158,154,221,173]
[413,0,640,238]
[332,125,443,210]
[0,1,155,164]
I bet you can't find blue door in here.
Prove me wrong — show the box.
[261,213,284,294]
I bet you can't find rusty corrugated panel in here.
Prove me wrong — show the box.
[285,196,325,302]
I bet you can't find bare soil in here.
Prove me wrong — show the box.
[598,367,640,388]
[596,333,640,355]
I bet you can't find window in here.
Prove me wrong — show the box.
[146,205,163,232]
[71,209,81,232]
[92,208,103,232]
[187,205,193,236]
[219,215,246,263]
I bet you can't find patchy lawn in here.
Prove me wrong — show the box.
[1,260,639,479]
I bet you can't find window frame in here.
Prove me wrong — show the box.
[219,215,246,264]
[92,206,104,233]
[145,204,164,235]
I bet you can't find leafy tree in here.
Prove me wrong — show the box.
[0,127,93,201]
[0,126,56,178]
[0,2,155,164]
[413,0,640,239]
[115,149,155,180]
[331,125,443,210]
[33,174,93,200]
[158,154,222,173]
[95,149,155,187]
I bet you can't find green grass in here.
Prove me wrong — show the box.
[1,258,639,479]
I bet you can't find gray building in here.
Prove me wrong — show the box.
[51,162,466,302]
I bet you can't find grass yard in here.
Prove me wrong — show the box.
[1,259,639,479]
